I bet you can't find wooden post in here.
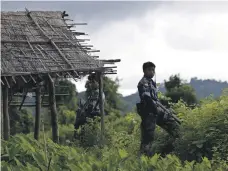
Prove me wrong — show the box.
[2,85,10,140]
[98,72,105,145]
[34,86,41,140]
[1,104,3,140]
[48,76,59,143]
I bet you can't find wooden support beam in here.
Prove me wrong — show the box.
[87,50,100,53]
[73,71,79,78]
[68,23,87,26]
[48,74,54,83]
[1,40,89,44]
[63,18,72,21]
[2,67,116,77]
[48,76,59,143]
[4,72,31,75]
[72,32,86,36]
[81,47,92,50]
[66,72,77,82]
[98,72,105,146]
[103,73,117,75]
[19,89,28,110]
[30,75,36,84]
[11,76,16,84]
[12,94,70,97]
[91,56,99,58]
[34,86,41,140]
[8,88,14,106]
[101,59,121,63]
[2,85,10,140]
[1,79,5,85]
[20,75,27,84]
[76,39,90,42]
[4,77,10,88]
[8,103,65,107]
[80,45,93,47]
[41,88,46,105]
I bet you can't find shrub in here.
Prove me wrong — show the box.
[1,135,228,171]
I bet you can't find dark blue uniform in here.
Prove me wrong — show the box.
[137,76,158,156]
[74,80,102,141]
[137,76,179,156]
[138,77,157,98]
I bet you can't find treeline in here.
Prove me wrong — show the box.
[6,74,228,137]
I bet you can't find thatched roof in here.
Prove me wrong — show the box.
[1,9,118,79]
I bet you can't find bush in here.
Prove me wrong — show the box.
[173,93,228,162]
[9,108,34,135]
[2,135,228,171]
[2,90,228,170]
[58,106,76,125]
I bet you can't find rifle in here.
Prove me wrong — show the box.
[136,93,181,125]
[74,95,94,136]
[76,94,100,122]
[77,95,93,117]
[148,82,181,125]
[155,100,181,125]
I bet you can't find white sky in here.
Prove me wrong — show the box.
[2,1,228,96]
[74,2,228,96]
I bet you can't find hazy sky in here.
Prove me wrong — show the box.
[2,1,228,96]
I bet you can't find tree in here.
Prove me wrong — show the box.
[164,74,197,106]
[58,106,76,125]
[164,74,181,91]
[55,79,78,111]
[103,76,122,110]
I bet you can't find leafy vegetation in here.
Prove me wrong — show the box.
[2,134,228,171]
[2,76,228,170]
[164,74,197,106]
[55,79,78,111]
[120,76,228,112]
[9,108,34,135]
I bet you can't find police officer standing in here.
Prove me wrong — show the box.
[137,62,179,157]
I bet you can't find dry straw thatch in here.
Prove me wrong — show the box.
[1,9,114,77]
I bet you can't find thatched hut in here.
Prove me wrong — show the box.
[1,9,120,143]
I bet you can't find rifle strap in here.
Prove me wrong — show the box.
[148,81,153,99]
[93,98,99,111]
[148,80,157,101]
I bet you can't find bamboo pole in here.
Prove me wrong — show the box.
[2,85,10,140]
[48,76,59,143]
[98,72,105,145]
[34,86,41,140]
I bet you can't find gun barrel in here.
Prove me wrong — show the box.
[156,101,181,125]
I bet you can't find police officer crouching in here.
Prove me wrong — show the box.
[136,62,179,157]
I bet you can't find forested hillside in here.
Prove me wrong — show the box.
[120,77,228,112]
[2,76,228,170]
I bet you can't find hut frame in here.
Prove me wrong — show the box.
[1,8,120,143]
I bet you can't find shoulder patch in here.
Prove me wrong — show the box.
[138,77,149,87]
